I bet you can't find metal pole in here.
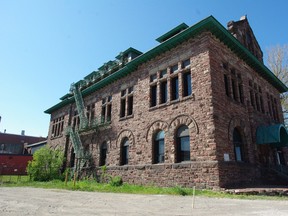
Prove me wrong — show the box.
[192,186,196,209]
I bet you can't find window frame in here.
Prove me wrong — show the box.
[153,130,165,164]
[120,138,129,165]
[176,125,190,163]
[99,142,107,166]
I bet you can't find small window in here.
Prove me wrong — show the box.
[101,105,106,123]
[231,79,237,100]
[182,72,192,97]
[171,64,178,73]
[150,85,157,107]
[160,81,168,104]
[107,95,112,102]
[120,138,129,165]
[224,74,229,97]
[127,95,133,115]
[182,59,190,68]
[150,74,157,82]
[222,62,228,70]
[128,86,134,94]
[250,90,255,108]
[100,142,107,166]
[176,125,190,162]
[121,89,126,97]
[153,130,165,164]
[120,98,126,118]
[171,76,179,100]
[160,69,167,78]
[238,82,244,104]
[107,104,112,122]
[233,128,243,162]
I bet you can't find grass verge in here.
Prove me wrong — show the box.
[0,175,287,200]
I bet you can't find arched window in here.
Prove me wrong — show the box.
[176,125,190,162]
[120,138,129,165]
[99,142,107,166]
[233,128,243,162]
[153,130,165,164]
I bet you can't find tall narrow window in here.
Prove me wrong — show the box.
[224,74,229,97]
[176,125,190,162]
[120,138,129,165]
[233,128,243,162]
[250,90,255,108]
[120,87,134,118]
[150,85,157,107]
[231,78,237,100]
[160,81,168,104]
[107,104,112,122]
[153,130,165,164]
[99,142,107,166]
[87,104,95,126]
[237,75,244,104]
[101,99,106,123]
[182,59,190,69]
[101,96,112,123]
[182,72,192,97]
[171,76,179,100]
[51,116,65,138]
[127,95,133,115]
[120,98,126,118]
[171,64,178,73]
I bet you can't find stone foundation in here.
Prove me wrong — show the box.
[97,161,220,189]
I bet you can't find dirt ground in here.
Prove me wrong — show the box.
[0,187,288,216]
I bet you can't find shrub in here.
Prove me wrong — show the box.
[109,176,123,187]
[173,185,188,196]
[27,146,64,181]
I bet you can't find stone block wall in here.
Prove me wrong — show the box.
[98,161,220,189]
[46,29,287,189]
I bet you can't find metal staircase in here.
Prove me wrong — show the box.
[67,83,91,178]
[71,82,88,130]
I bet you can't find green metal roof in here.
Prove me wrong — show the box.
[256,124,288,147]
[45,16,288,114]
[156,23,189,43]
[115,47,143,60]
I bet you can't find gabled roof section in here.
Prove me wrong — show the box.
[45,16,288,114]
[156,23,189,43]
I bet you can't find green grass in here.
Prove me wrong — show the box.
[1,175,287,200]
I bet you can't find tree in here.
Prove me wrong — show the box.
[27,146,64,181]
[267,44,288,124]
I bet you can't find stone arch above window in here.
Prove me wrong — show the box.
[116,129,135,147]
[146,120,169,142]
[228,117,247,144]
[169,114,199,135]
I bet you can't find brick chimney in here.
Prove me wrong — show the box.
[227,15,263,62]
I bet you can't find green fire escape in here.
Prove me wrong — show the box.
[66,82,90,177]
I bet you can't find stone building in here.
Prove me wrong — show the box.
[45,16,288,189]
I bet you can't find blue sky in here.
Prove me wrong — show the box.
[0,0,287,137]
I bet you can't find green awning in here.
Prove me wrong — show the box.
[256,124,288,147]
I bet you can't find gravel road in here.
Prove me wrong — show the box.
[0,187,288,216]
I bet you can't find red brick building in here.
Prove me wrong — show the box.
[45,16,288,189]
[0,132,46,175]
